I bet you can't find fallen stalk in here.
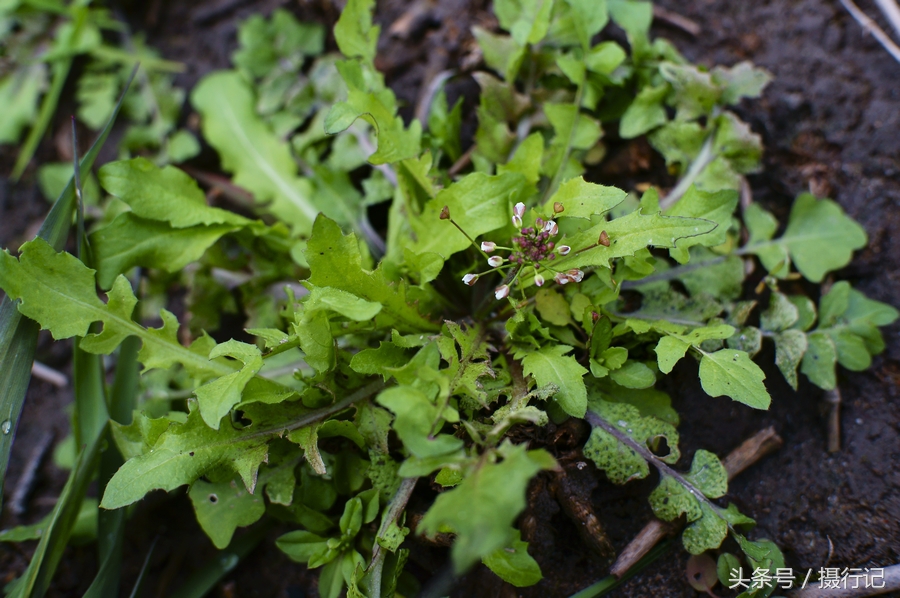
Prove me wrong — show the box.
[838,0,900,64]
[609,426,783,578]
[369,477,418,598]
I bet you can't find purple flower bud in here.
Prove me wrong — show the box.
[536,217,544,228]
[554,272,569,285]
[534,273,545,287]
[514,202,526,218]
[495,284,510,300]
[558,245,571,255]
[481,241,496,252]
[462,273,478,286]
[488,256,504,267]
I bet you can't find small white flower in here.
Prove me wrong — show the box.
[462,273,478,286]
[554,272,570,285]
[544,220,558,236]
[567,269,585,283]
[495,284,510,300]
[488,256,504,267]
[534,273,545,287]
[481,241,497,252]
[513,202,526,218]
[558,245,571,256]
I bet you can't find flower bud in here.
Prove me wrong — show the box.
[534,273,545,287]
[481,241,497,252]
[598,230,610,247]
[513,202,526,218]
[512,215,523,228]
[440,205,450,220]
[495,284,510,300]
[554,272,570,285]
[462,273,478,286]
[567,269,585,283]
[553,202,565,214]
[488,256,504,267]
[558,245,571,255]
[544,220,558,236]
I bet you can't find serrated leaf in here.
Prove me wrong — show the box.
[521,345,588,417]
[698,349,770,409]
[90,213,239,289]
[194,341,263,429]
[551,210,717,272]
[712,61,772,105]
[544,177,626,219]
[191,71,319,234]
[325,61,422,165]
[189,477,265,549]
[649,475,728,554]
[660,63,721,120]
[665,186,737,262]
[482,529,543,587]
[306,215,438,333]
[304,285,382,321]
[418,443,555,573]
[745,193,867,282]
[583,400,680,484]
[98,158,251,228]
[333,0,379,64]
[100,406,277,509]
[376,386,463,458]
[494,0,554,45]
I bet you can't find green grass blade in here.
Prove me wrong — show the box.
[125,536,159,598]
[7,432,104,598]
[82,335,140,598]
[168,522,272,598]
[11,59,73,181]
[0,65,138,508]
[567,538,673,598]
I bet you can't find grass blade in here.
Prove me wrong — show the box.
[0,65,138,508]
[125,536,159,598]
[82,335,140,598]
[168,522,272,598]
[7,432,104,598]
[10,58,72,181]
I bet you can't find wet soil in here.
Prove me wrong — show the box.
[1,0,899,597]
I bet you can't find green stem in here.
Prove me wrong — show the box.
[657,126,718,211]
[369,477,418,598]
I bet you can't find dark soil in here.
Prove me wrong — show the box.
[2,0,899,597]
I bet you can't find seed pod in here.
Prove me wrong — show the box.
[598,230,610,247]
[440,205,450,220]
[553,202,565,214]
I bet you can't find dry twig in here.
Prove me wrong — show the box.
[838,0,900,64]
[872,0,900,39]
[610,426,783,578]
[652,6,701,36]
[9,431,54,517]
[30,361,68,388]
